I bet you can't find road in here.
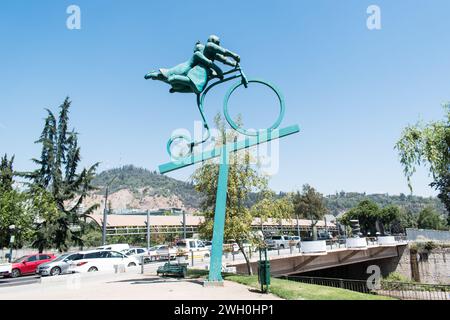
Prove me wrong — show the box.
[0,266,280,300]
[0,247,330,299]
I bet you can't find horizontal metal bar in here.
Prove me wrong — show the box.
[159,124,300,174]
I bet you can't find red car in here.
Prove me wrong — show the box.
[9,253,56,278]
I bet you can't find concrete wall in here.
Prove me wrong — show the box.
[413,248,449,284]
[234,245,406,276]
[233,244,449,285]
[299,246,450,285]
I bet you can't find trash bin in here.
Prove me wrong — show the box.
[258,260,271,286]
[258,248,270,293]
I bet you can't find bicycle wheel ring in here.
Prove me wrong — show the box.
[223,79,285,136]
[167,134,193,160]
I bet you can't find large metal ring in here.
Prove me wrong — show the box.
[223,79,285,136]
[167,134,193,160]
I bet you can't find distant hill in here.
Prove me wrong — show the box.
[324,191,446,217]
[89,165,202,213]
[87,165,446,217]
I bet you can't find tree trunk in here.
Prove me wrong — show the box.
[238,241,253,275]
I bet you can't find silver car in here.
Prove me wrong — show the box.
[37,253,82,276]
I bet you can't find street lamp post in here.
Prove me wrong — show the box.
[182,210,187,239]
[296,214,301,238]
[102,176,117,246]
[146,210,150,251]
[8,225,16,263]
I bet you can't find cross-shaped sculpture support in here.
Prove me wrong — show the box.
[159,124,300,285]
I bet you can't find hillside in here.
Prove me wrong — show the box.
[88,165,202,214]
[324,192,445,217]
[86,165,446,217]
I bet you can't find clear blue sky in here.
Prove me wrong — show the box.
[1,0,449,197]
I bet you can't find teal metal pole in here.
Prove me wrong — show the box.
[207,144,230,283]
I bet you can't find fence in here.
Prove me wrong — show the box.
[406,228,450,242]
[279,275,450,300]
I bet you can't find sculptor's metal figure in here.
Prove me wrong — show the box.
[145,35,300,285]
[145,35,287,160]
[145,35,240,94]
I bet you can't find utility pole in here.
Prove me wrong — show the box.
[296,214,301,238]
[182,210,187,239]
[8,225,15,263]
[102,176,117,246]
[146,210,151,251]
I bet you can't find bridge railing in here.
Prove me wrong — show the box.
[278,275,450,300]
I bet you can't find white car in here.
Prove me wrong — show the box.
[148,245,167,261]
[123,248,150,264]
[265,235,292,249]
[175,239,210,259]
[0,262,12,277]
[68,250,139,273]
[155,245,178,260]
[95,244,130,252]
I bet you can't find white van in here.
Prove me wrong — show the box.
[95,244,130,252]
[265,235,292,249]
[176,239,210,259]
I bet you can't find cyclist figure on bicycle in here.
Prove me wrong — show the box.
[145,35,240,94]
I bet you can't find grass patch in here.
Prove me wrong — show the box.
[225,275,396,300]
[186,269,209,279]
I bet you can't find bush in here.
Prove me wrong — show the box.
[383,272,411,283]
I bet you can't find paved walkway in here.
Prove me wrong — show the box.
[0,272,281,300]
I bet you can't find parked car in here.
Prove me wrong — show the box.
[123,248,150,264]
[155,245,178,260]
[6,253,56,278]
[287,236,301,247]
[37,252,83,276]
[302,232,333,241]
[265,235,292,249]
[0,262,12,278]
[223,241,255,253]
[68,250,139,273]
[175,239,210,259]
[203,241,212,250]
[148,245,167,261]
[95,244,130,252]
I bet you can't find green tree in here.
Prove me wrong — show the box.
[0,190,33,249]
[417,207,447,230]
[0,155,33,248]
[250,193,294,237]
[396,104,450,225]
[27,187,60,252]
[292,185,328,240]
[340,200,403,235]
[24,97,99,252]
[0,154,14,192]
[340,200,380,236]
[397,208,418,230]
[192,115,268,275]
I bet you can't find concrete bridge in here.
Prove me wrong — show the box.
[230,237,408,277]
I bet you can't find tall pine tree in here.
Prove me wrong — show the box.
[25,97,99,252]
[0,154,15,192]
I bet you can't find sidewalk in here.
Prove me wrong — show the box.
[0,272,281,300]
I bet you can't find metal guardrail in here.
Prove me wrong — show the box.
[279,275,450,300]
